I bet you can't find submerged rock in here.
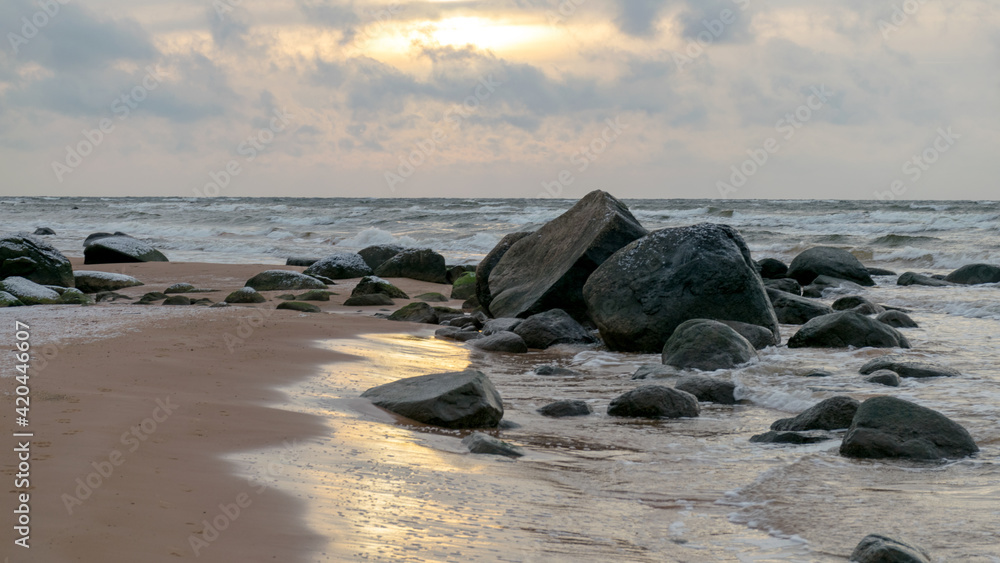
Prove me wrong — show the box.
[877,310,918,328]
[631,364,676,380]
[897,272,952,287]
[802,275,865,298]
[361,370,504,429]
[462,432,524,457]
[786,246,875,287]
[535,365,579,376]
[840,396,979,460]
[513,309,596,349]
[787,312,910,349]
[771,396,859,431]
[163,295,192,306]
[374,248,448,284]
[73,271,144,294]
[245,270,327,291]
[415,292,449,302]
[475,231,533,316]
[33,227,56,236]
[858,356,959,379]
[661,319,757,371]
[83,235,168,264]
[849,534,931,563]
[296,290,333,301]
[749,430,835,445]
[0,233,74,287]
[607,385,700,419]
[303,253,373,280]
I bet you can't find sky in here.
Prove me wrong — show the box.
[0,0,997,199]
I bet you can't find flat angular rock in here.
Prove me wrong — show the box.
[345,294,394,306]
[0,276,61,305]
[771,396,859,431]
[538,400,592,418]
[0,233,74,287]
[840,396,979,460]
[276,301,321,313]
[944,263,1000,285]
[225,287,266,304]
[865,370,901,387]
[749,430,835,445]
[245,270,327,291]
[74,271,144,294]
[877,310,918,328]
[361,370,504,429]
[303,253,373,280]
[358,244,405,271]
[388,302,438,324]
[513,309,596,349]
[849,534,931,563]
[858,356,959,379]
[351,275,408,299]
[489,190,647,321]
[469,331,528,353]
[84,235,168,264]
[897,272,952,287]
[787,312,910,349]
[767,289,834,325]
[661,319,757,371]
[475,231,532,316]
[462,432,524,457]
[607,385,700,419]
[674,375,737,404]
[374,248,447,284]
[787,246,874,287]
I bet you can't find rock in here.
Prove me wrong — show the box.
[865,370,901,387]
[344,294,395,306]
[192,298,214,306]
[866,267,897,276]
[786,246,875,287]
[374,248,447,283]
[33,227,56,236]
[351,276,408,300]
[461,296,480,311]
[210,301,230,308]
[446,315,479,329]
[535,365,578,376]
[513,309,596,349]
[767,289,834,325]
[771,396,860,431]
[165,283,196,294]
[944,263,1000,285]
[358,244,405,271]
[631,364,675,380]
[73,271,144,293]
[763,278,802,295]
[803,370,833,378]
[163,295,192,306]
[245,270,327,291]
[225,287,266,304]
[0,276,61,305]
[832,296,883,314]
[303,253,373,280]
[802,275,865,298]
[0,291,23,307]
[858,356,960,379]
[59,288,93,304]
[749,430,835,445]
[757,258,789,279]
[296,290,333,301]
[482,317,523,335]
[83,231,130,246]
[446,265,475,284]
[137,292,168,304]
[718,320,778,349]
[83,235,168,264]
[388,302,438,324]
[0,233,74,287]
[490,191,648,321]
[787,312,910,349]
[433,306,466,324]
[461,433,524,457]
[469,331,528,353]
[840,396,979,460]
[276,301,321,313]
[538,400,592,417]
[475,231,533,316]
[607,385,700,419]
[584,223,778,352]
[95,291,131,302]
[415,292,448,302]
[285,257,319,267]
[434,327,482,342]
[849,534,931,563]
[877,310,918,328]
[674,375,737,404]
[361,369,504,428]
[450,272,477,300]
[897,272,952,287]
[661,319,757,371]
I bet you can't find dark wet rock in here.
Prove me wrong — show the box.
[897,272,952,287]
[469,331,528,353]
[631,364,676,380]
[607,385,700,419]
[351,275,409,299]
[535,365,579,376]
[749,430,835,445]
[787,312,910,349]
[285,257,319,267]
[0,276,61,305]
[374,248,448,284]
[33,227,56,236]
[388,302,438,324]
[803,370,833,378]
[771,396,860,431]
[276,294,296,300]
[849,534,931,563]
[345,294,394,306]
[137,291,168,304]
[538,400,592,417]
[763,278,802,295]
[858,356,959,379]
[0,233,74,287]
[462,432,524,457]
[866,267,897,276]
[513,308,596,349]
[757,257,788,279]
[303,253,373,280]
[446,265,475,285]
[296,290,333,301]
[163,295,192,306]
[767,289,834,325]
[276,301,321,313]
[84,235,168,264]
[865,370,901,387]
[447,315,482,330]
[461,296,480,311]
[362,369,504,429]
[802,275,865,298]
[674,375,736,405]
[840,396,979,460]
[489,190,648,321]
[434,327,483,342]
[944,263,1000,285]
[73,271,143,294]
[358,244,405,271]
[877,310,918,328]
[95,291,131,302]
[59,288,93,305]
[475,231,533,316]
[482,317,523,335]
[832,295,883,314]
[450,272,477,300]
[245,270,327,291]
[83,231,130,247]
[415,292,449,302]
[433,306,466,324]
[585,223,778,353]
[165,283,196,294]
[786,246,875,287]
[0,291,23,307]
[661,319,757,371]
[225,287,266,304]
[718,320,778,349]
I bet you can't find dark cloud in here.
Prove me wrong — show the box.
[615,0,670,37]
[676,0,754,44]
[207,3,253,48]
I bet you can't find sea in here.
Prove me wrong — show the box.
[4,196,1000,562]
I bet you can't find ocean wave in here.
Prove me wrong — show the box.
[872,234,940,246]
[335,227,420,250]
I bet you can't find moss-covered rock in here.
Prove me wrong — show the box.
[0,291,24,307]
[225,287,266,304]
[351,276,409,299]
[296,290,334,301]
[0,276,62,305]
[415,292,448,302]
[59,288,94,305]
[276,301,321,313]
[450,272,477,300]
[388,302,438,324]
[344,294,394,306]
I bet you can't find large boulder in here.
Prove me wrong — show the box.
[607,385,700,419]
[858,356,959,379]
[839,396,978,460]
[360,370,504,429]
[0,233,74,287]
[786,247,875,287]
[0,276,62,305]
[73,271,144,294]
[849,534,931,563]
[245,270,327,291]
[387,302,439,324]
[83,235,168,264]
[374,248,448,283]
[756,258,788,279]
[475,232,533,316]
[771,396,859,431]
[897,272,952,287]
[488,191,647,321]
[944,263,1000,285]
[787,312,910,349]
[357,244,405,271]
[351,276,408,299]
[513,309,596,349]
[303,253,373,280]
[674,375,736,405]
[584,223,778,353]
[661,319,757,371]
[767,289,834,324]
